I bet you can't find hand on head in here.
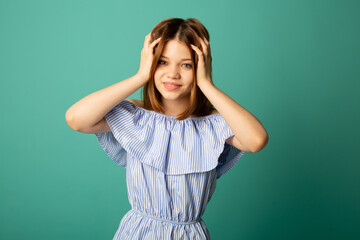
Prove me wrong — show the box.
[136,33,161,81]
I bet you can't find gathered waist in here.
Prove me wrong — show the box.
[130,208,202,225]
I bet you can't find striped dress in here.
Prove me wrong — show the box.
[95,99,245,239]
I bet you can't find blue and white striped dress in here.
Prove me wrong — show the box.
[95,99,245,239]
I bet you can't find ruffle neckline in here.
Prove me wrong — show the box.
[123,99,222,122]
[96,99,244,177]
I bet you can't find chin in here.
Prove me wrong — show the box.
[161,94,181,101]
[163,93,191,101]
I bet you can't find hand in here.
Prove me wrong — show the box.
[136,32,161,81]
[190,36,213,86]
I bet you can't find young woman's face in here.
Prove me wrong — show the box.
[154,40,194,102]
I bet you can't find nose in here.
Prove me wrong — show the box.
[167,65,180,79]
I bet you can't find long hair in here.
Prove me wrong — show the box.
[141,17,215,121]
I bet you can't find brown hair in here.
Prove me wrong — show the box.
[140,17,215,121]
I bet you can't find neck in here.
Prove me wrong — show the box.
[161,98,190,117]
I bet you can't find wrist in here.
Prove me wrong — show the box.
[197,78,214,89]
[135,72,148,84]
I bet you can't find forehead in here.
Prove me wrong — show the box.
[161,40,191,58]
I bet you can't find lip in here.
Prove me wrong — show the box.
[163,82,181,86]
[163,82,181,91]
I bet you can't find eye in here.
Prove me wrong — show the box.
[158,60,192,69]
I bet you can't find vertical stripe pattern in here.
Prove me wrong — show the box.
[94,100,245,239]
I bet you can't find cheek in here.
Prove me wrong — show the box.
[154,69,162,81]
[153,71,163,90]
[185,73,194,84]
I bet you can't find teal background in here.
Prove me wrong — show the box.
[1,0,359,239]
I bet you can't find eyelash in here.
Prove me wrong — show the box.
[158,60,192,68]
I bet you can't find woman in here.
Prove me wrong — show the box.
[66,17,268,240]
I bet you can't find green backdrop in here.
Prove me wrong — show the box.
[1,0,359,239]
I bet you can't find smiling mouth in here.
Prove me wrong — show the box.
[163,82,181,90]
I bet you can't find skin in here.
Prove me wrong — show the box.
[189,35,269,152]
[154,39,196,117]
[151,35,268,152]
[66,31,268,152]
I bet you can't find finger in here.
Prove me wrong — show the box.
[199,37,212,60]
[204,38,209,45]
[144,34,151,48]
[204,38,211,54]
[190,44,203,58]
[149,37,161,48]
[197,37,208,55]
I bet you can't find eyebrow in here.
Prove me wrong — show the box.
[160,55,192,61]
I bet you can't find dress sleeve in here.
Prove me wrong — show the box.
[94,101,130,168]
[214,116,246,180]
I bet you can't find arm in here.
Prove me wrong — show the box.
[190,37,268,153]
[65,73,147,133]
[198,81,269,153]
[66,33,161,133]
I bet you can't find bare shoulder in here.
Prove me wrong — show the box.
[125,99,144,108]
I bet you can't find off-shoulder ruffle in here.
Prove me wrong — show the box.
[95,99,245,178]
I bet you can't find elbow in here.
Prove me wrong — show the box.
[65,112,80,131]
[251,133,269,153]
